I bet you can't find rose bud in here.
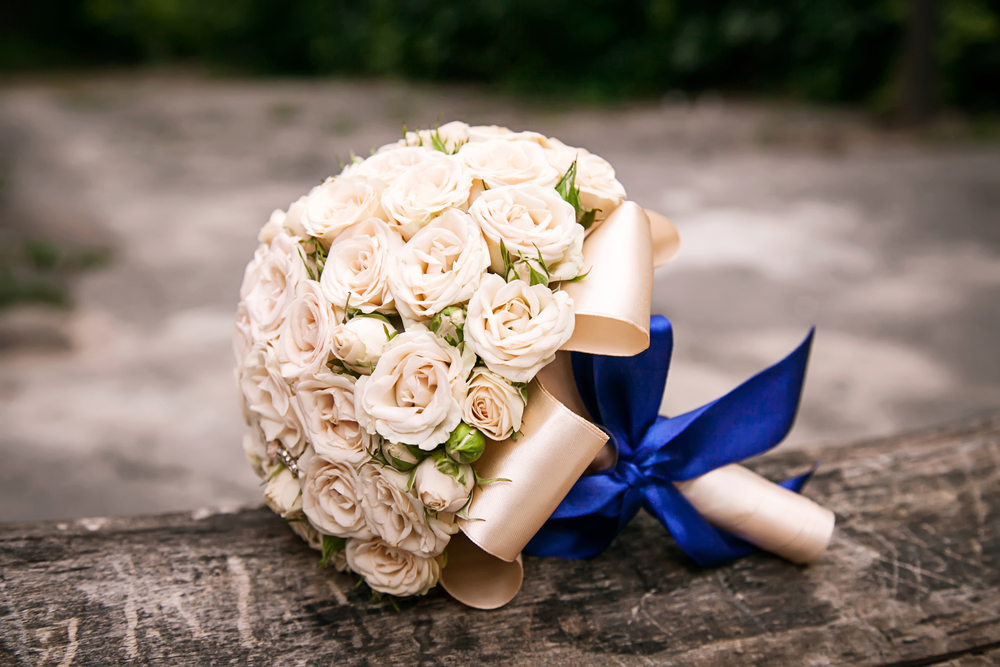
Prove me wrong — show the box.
[331,316,396,374]
[445,422,486,464]
[381,440,426,472]
[413,453,474,514]
[430,305,466,346]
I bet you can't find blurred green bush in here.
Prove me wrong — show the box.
[2,0,997,110]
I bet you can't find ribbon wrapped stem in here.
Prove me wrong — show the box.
[674,464,835,564]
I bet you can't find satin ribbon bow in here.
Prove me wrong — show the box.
[524,315,816,566]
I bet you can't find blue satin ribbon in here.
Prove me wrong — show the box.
[524,315,815,566]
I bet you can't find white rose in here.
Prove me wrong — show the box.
[331,316,396,375]
[296,369,371,464]
[465,274,575,383]
[413,456,474,513]
[575,152,626,221]
[345,538,441,597]
[356,146,430,185]
[545,147,626,224]
[355,330,474,450]
[467,124,513,141]
[242,431,269,479]
[258,208,286,245]
[287,513,330,556]
[300,448,372,539]
[458,139,559,189]
[263,463,302,517]
[402,120,470,154]
[358,464,455,556]
[320,218,403,315]
[303,176,387,245]
[240,342,305,455]
[276,280,339,380]
[388,209,490,322]
[467,126,566,151]
[240,233,308,340]
[380,154,473,240]
[463,367,525,441]
[233,301,254,366]
[469,183,584,282]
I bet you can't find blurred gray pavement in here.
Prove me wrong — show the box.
[1,74,998,522]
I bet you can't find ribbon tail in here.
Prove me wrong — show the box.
[780,466,817,493]
[643,327,815,480]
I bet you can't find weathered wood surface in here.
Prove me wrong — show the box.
[1,414,999,666]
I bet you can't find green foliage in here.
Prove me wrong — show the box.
[0,0,997,110]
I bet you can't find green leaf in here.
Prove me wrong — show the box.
[430,131,448,153]
[327,358,362,379]
[318,534,346,567]
[578,208,598,230]
[555,159,583,216]
[383,324,397,342]
[264,462,286,484]
[528,264,548,286]
[473,468,510,486]
[566,268,591,283]
[354,311,392,325]
[499,239,517,282]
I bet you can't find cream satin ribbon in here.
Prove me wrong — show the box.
[439,200,834,607]
[441,202,677,608]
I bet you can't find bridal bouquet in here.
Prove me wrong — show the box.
[235,121,835,608]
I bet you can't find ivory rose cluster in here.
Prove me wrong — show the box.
[234,120,626,598]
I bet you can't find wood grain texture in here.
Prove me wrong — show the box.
[1,413,999,666]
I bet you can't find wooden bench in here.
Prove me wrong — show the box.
[2,414,998,666]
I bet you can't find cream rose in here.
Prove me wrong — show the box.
[240,233,308,341]
[465,274,575,383]
[276,280,338,380]
[358,464,454,556]
[239,342,305,455]
[458,139,559,189]
[469,183,584,282]
[388,209,490,322]
[286,513,332,557]
[258,196,309,244]
[356,146,430,185]
[303,176,387,245]
[300,449,372,539]
[320,218,402,315]
[263,463,302,518]
[345,538,441,597]
[380,154,473,240]
[354,330,474,450]
[402,120,470,154]
[296,369,371,465]
[463,367,525,440]
[242,431,269,479]
[467,124,513,141]
[413,456,474,513]
[331,316,396,375]
[576,152,626,221]
[545,147,626,224]
[233,301,254,366]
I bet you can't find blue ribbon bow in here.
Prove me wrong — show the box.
[524,315,815,566]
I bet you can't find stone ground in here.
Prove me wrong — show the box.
[0,72,997,522]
